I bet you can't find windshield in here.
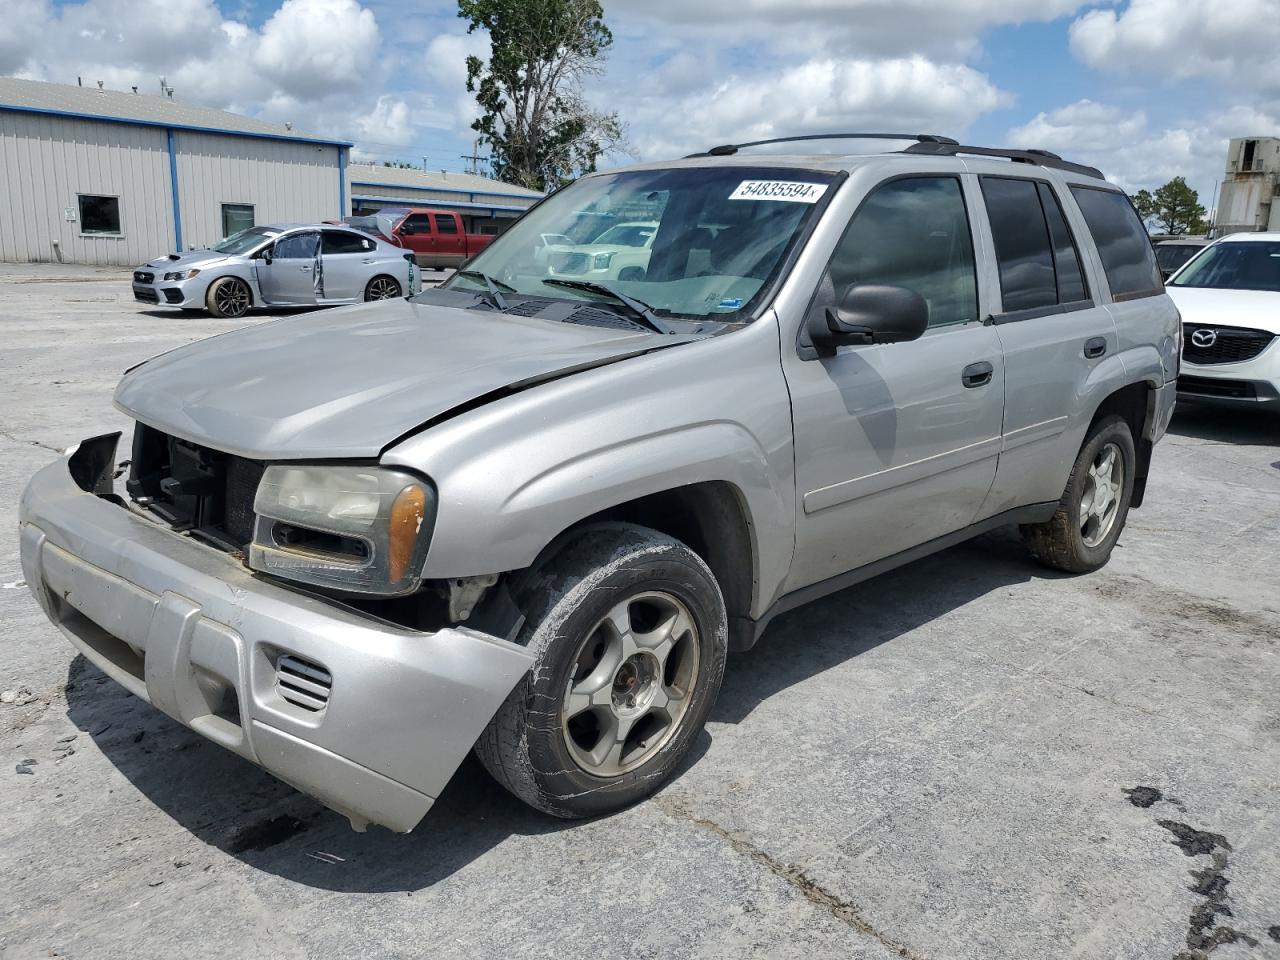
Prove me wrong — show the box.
[446,166,838,320]
[1170,241,1280,292]
[212,226,279,256]
[1156,243,1204,275]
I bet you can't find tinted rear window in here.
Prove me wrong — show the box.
[1070,187,1162,300]
[981,177,1056,312]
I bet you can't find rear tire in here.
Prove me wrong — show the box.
[476,523,727,818]
[364,275,402,301]
[205,277,251,318]
[1020,414,1136,573]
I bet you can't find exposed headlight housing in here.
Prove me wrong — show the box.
[592,252,615,269]
[248,465,435,595]
[163,268,201,281]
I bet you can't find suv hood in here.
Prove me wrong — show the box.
[1168,286,1280,336]
[115,298,687,460]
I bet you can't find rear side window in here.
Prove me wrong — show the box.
[433,214,459,234]
[1069,187,1162,300]
[1037,183,1088,303]
[981,178,1057,312]
[322,230,373,254]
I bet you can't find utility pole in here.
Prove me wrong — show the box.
[460,139,489,177]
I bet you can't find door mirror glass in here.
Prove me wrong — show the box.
[812,283,929,349]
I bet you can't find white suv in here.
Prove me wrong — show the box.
[1167,233,1280,406]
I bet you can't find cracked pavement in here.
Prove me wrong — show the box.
[2,263,1279,960]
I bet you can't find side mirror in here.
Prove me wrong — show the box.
[260,249,273,265]
[400,225,416,236]
[809,283,929,353]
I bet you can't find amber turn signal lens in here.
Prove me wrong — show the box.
[388,483,427,584]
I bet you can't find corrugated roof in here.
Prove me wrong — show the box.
[0,76,350,146]
[346,163,542,199]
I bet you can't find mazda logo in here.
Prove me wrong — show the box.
[1191,328,1218,348]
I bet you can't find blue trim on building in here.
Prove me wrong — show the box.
[349,179,540,203]
[165,128,183,251]
[0,102,353,148]
[338,146,347,217]
[350,192,531,215]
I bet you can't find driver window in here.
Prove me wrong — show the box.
[827,176,978,328]
[272,232,318,260]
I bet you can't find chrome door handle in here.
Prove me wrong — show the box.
[299,265,311,272]
[361,258,376,264]
[962,360,994,388]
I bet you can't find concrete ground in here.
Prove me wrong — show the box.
[1,262,1278,960]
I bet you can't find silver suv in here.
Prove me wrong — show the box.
[19,135,1178,832]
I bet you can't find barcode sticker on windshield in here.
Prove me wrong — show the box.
[729,180,828,203]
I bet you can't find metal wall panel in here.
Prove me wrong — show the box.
[0,111,173,265]
[173,132,342,248]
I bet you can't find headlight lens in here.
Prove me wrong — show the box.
[248,465,435,595]
[592,252,615,269]
[163,268,201,281]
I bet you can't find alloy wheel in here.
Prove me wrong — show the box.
[367,277,401,300]
[560,590,701,778]
[215,280,250,318]
[1080,441,1123,548]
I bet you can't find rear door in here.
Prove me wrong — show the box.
[257,230,319,305]
[782,174,1007,592]
[320,229,377,302]
[431,213,465,264]
[975,175,1118,515]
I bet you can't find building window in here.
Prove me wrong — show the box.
[78,195,121,236]
[221,203,255,239]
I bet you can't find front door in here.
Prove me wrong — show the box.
[399,212,433,263]
[257,230,319,305]
[782,174,1006,594]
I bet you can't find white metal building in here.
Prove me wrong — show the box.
[0,77,352,266]
[1216,137,1280,236]
[347,163,542,235]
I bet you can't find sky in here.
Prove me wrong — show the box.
[4,0,1279,209]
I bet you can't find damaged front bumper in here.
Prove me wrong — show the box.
[18,435,534,832]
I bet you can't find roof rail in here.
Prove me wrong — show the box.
[686,133,958,158]
[902,141,1104,179]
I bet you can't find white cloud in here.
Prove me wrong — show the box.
[1070,0,1280,90]
[3,0,402,152]
[618,55,1011,160]
[606,0,1100,57]
[423,32,489,133]
[1009,100,1280,205]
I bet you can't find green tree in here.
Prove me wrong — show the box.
[1130,188,1157,223]
[458,0,625,191]
[1131,177,1207,235]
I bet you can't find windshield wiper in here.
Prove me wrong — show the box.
[454,270,514,310]
[541,279,675,335]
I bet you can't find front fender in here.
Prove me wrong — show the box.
[381,325,797,615]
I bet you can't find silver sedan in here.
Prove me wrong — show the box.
[131,223,417,318]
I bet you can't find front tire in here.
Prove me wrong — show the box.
[476,523,727,818]
[1020,415,1136,573]
[205,277,252,318]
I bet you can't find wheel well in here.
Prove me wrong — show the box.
[1089,381,1153,508]
[553,482,757,650]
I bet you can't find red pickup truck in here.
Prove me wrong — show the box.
[346,208,494,269]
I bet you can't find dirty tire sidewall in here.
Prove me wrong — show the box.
[1021,414,1136,574]
[476,523,727,818]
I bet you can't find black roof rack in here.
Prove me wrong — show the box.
[686,132,958,158]
[902,141,1104,179]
